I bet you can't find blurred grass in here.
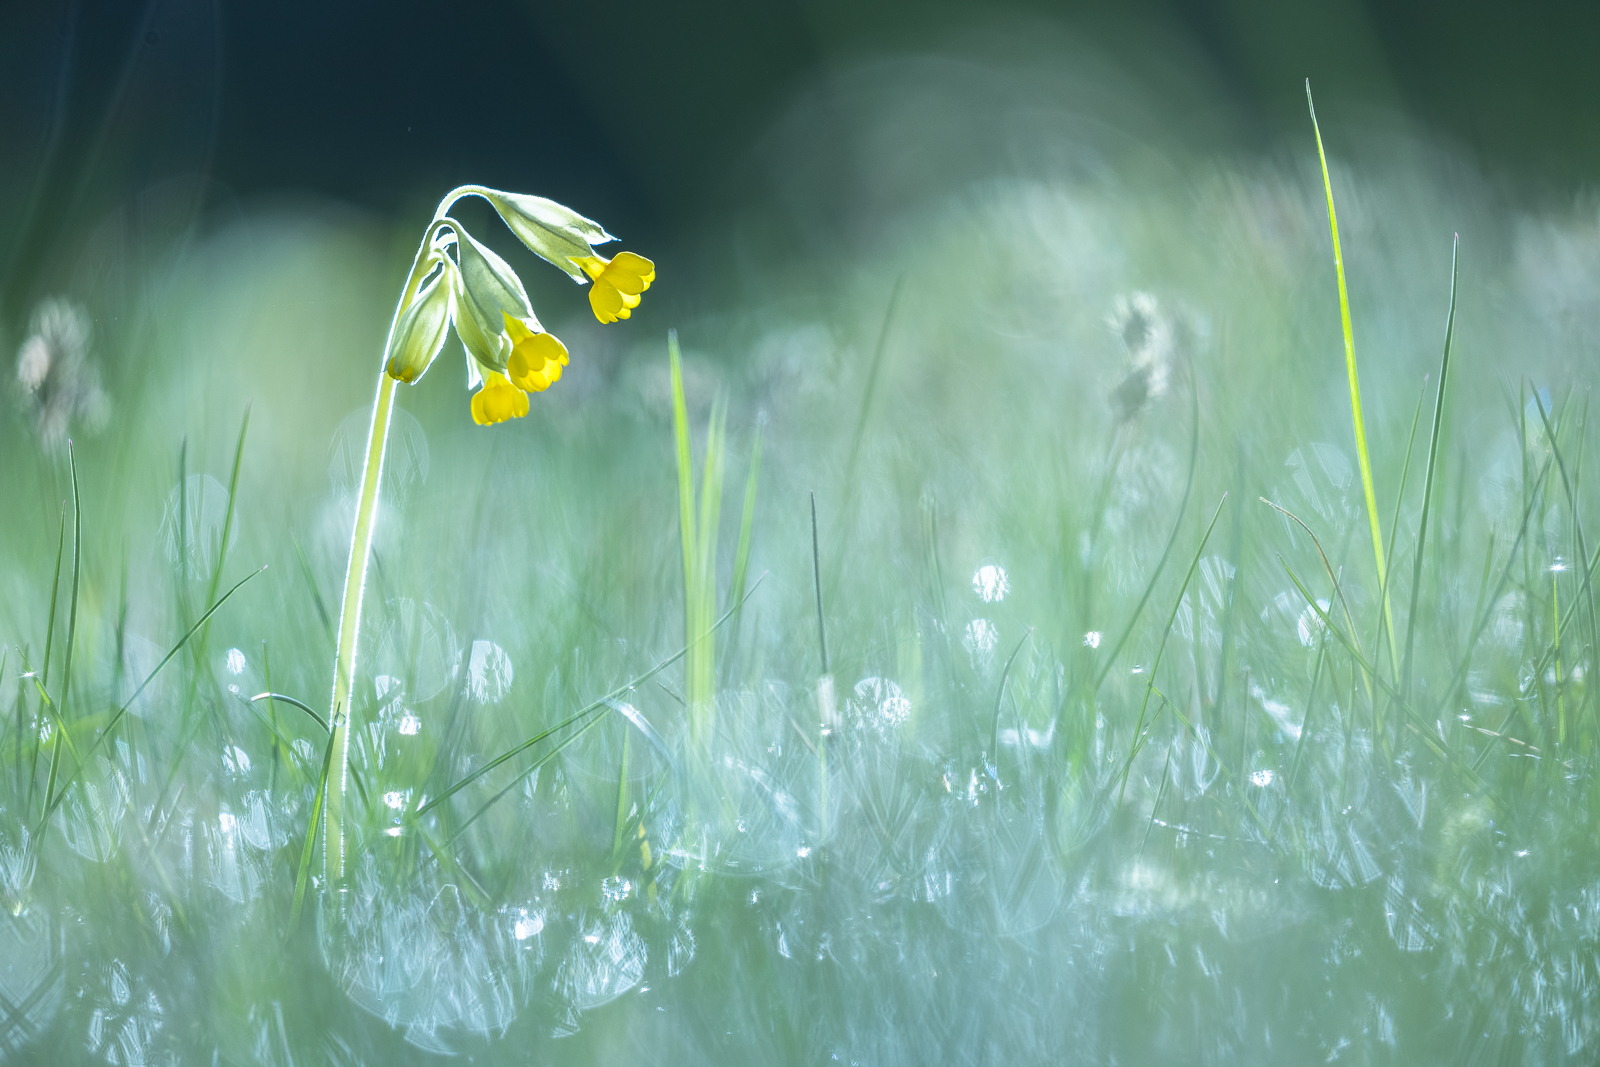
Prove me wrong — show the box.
[6,62,1600,1064]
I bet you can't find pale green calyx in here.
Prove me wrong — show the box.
[448,220,534,373]
[384,261,455,384]
[468,186,616,282]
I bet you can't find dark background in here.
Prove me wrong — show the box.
[2,0,1597,322]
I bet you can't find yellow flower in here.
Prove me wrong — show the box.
[577,252,655,323]
[504,314,568,393]
[470,371,530,426]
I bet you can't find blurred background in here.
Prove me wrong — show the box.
[4,0,1600,326]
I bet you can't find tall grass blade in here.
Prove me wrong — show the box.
[811,492,829,677]
[729,423,763,615]
[670,330,696,611]
[39,443,85,838]
[1403,235,1459,695]
[40,503,66,692]
[35,565,267,832]
[989,629,1033,763]
[1115,493,1227,801]
[1094,352,1199,690]
[843,276,903,487]
[290,722,340,928]
[1373,384,1426,683]
[1531,390,1597,696]
[1307,81,1398,674]
[416,574,766,820]
[292,537,334,644]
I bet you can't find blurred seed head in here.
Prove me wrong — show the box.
[1106,291,1172,422]
[13,296,109,450]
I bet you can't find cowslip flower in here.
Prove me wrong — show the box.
[377,189,650,423]
[577,252,656,323]
[461,186,656,325]
[314,185,653,903]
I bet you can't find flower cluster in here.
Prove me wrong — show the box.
[382,187,655,425]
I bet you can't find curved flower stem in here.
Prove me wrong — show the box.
[320,194,468,893]
[324,369,397,887]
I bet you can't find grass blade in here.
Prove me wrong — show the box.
[1308,81,1398,674]
[1094,350,1200,690]
[1114,493,1228,801]
[40,503,66,693]
[1402,235,1459,695]
[811,491,829,677]
[249,692,329,733]
[989,629,1034,763]
[415,573,767,821]
[290,722,340,927]
[58,442,83,726]
[35,565,267,833]
[729,422,762,615]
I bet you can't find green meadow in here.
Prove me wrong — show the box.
[5,60,1600,1064]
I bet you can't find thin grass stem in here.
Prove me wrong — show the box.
[1403,236,1459,696]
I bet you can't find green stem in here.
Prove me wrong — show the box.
[325,370,397,885]
[320,190,467,891]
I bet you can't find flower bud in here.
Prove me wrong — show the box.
[384,267,454,383]
[450,222,533,370]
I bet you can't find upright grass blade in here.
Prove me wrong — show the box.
[1114,493,1227,802]
[1531,391,1598,699]
[1308,81,1398,676]
[843,276,903,488]
[720,422,764,688]
[205,407,251,619]
[669,331,727,736]
[670,330,696,615]
[989,629,1034,763]
[35,566,266,834]
[826,281,905,604]
[168,409,252,781]
[290,723,341,927]
[1403,236,1459,696]
[40,503,66,694]
[692,396,727,718]
[811,492,830,678]
[414,574,767,821]
[1276,554,1489,796]
[729,424,763,616]
[41,443,85,833]
[1372,383,1426,683]
[1094,352,1200,691]
[292,537,334,644]
[610,730,632,869]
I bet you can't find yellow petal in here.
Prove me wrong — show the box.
[588,281,627,323]
[469,372,529,425]
[605,252,656,293]
[509,332,569,391]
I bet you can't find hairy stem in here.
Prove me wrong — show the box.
[324,370,397,885]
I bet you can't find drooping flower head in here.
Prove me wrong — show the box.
[380,186,653,425]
